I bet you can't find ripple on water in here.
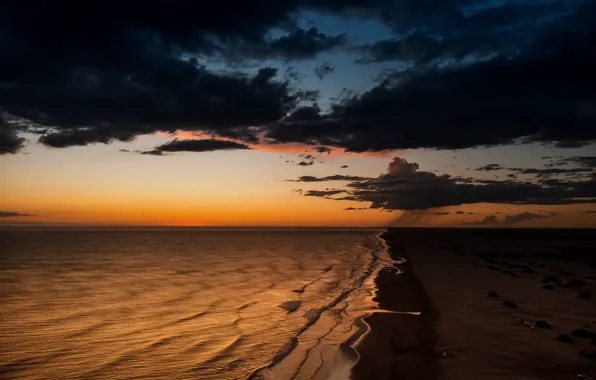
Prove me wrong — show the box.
[0,228,385,380]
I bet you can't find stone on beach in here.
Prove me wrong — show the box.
[571,329,596,340]
[577,291,592,300]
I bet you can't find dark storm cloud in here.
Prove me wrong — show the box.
[39,128,137,148]
[1,0,357,148]
[314,63,335,80]
[295,157,596,211]
[152,139,250,153]
[355,0,592,67]
[0,125,26,154]
[22,65,310,148]
[220,28,346,62]
[0,112,26,154]
[0,211,34,217]
[268,26,596,151]
[2,0,596,152]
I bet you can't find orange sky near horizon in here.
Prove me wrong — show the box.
[3,133,596,228]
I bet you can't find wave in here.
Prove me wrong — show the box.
[248,229,391,380]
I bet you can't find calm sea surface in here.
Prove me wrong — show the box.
[0,228,389,380]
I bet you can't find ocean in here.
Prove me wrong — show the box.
[0,228,391,380]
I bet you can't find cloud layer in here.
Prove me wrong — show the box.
[1,0,595,153]
[295,156,596,211]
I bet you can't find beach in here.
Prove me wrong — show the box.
[353,228,596,379]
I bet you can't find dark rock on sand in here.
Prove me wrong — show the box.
[502,270,516,277]
[542,275,560,283]
[564,279,587,287]
[489,291,499,298]
[579,349,596,359]
[577,291,592,300]
[570,329,596,340]
[557,334,574,343]
[279,300,301,313]
[542,284,556,290]
[535,320,552,329]
[503,300,519,309]
[518,265,535,274]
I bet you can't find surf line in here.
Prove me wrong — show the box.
[335,229,421,371]
[247,229,414,380]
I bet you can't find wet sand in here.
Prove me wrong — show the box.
[352,228,596,380]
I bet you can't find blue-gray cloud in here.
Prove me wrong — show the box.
[1,0,595,153]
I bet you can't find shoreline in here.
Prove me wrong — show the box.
[353,228,596,380]
[350,230,440,380]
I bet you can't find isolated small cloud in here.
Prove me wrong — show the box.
[0,211,35,217]
[502,212,551,225]
[297,160,314,166]
[467,212,556,226]
[314,63,335,80]
[468,215,499,226]
[140,150,166,156]
[291,175,372,182]
[477,164,504,172]
[315,146,332,154]
[154,139,251,153]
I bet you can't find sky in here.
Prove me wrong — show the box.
[1,0,596,227]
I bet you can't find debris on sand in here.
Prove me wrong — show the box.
[579,349,596,359]
[518,265,535,274]
[535,320,552,329]
[577,291,592,300]
[570,329,596,340]
[542,275,561,283]
[557,334,574,343]
[517,318,535,329]
[564,279,587,288]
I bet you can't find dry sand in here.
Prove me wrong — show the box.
[352,228,596,380]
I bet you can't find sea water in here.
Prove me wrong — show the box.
[0,228,390,380]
